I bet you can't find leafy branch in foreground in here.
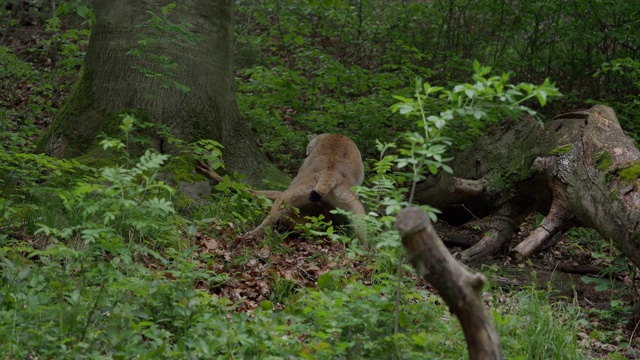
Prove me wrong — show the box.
[315,63,562,277]
[388,61,561,215]
[351,63,561,357]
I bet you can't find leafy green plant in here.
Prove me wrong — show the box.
[386,61,560,216]
[38,14,90,76]
[34,115,180,250]
[55,0,94,25]
[295,214,336,240]
[285,275,461,359]
[0,104,81,232]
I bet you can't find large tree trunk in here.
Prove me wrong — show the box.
[36,0,287,186]
[415,105,640,267]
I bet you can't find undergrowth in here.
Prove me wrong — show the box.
[0,68,590,358]
[0,75,587,359]
[3,0,636,357]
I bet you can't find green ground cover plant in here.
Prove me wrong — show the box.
[2,0,639,358]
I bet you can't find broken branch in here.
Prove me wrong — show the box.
[397,207,503,360]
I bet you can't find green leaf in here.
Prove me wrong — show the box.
[76,5,89,18]
[536,90,547,106]
[317,273,339,290]
[259,300,274,310]
[441,164,453,174]
[464,88,476,99]
[161,3,177,15]
[392,95,413,102]
[398,104,414,115]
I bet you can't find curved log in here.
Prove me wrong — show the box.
[511,178,572,260]
[397,207,503,360]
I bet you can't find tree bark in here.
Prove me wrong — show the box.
[414,105,640,268]
[397,207,503,360]
[36,0,287,186]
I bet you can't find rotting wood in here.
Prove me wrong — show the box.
[510,177,572,260]
[414,105,640,267]
[459,202,528,262]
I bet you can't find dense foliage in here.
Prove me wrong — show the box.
[235,0,640,171]
[1,0,638,358]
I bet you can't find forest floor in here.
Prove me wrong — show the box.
[190,216,639,358]
[4,23,639,359]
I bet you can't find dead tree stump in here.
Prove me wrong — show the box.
[414,105,640,267]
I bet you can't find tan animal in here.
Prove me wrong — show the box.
[247,133,366,239]
[196,134,366,240]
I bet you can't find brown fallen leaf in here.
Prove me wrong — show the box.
[203,238,220,251]
[258,245,271,258]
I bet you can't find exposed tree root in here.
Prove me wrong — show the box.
[556,264,604,275]
[450,177,487,196]
[442,236,478,249]
[539,231,565,251]
[195,161,283,200]
[460,203,527,263]
[511,178,573,260]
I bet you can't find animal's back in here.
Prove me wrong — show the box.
[300,134,364,186]
[246,133,367,240]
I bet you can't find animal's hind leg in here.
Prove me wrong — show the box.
[330,188,367,241]
[246,190,309,239]
[249,189,283,201]
[246,196,286,239]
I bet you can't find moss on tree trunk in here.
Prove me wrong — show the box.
[37,0,288,186]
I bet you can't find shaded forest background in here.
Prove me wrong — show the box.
[1,0,640,358]
[231,0,639,172]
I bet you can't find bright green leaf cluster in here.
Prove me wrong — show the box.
[382,62,561,220]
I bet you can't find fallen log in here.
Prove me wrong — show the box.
[397,207,502,360]
[414,105,640,267]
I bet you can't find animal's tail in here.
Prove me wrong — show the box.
[309,173,337,202]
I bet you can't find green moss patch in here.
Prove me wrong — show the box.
[75,151,121,169]
[618,162,640,185]
[550,145,573,155]
[35,67,98,156]
[594,151,613,170]
[162,155,205,183]
[173,192,196,210]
